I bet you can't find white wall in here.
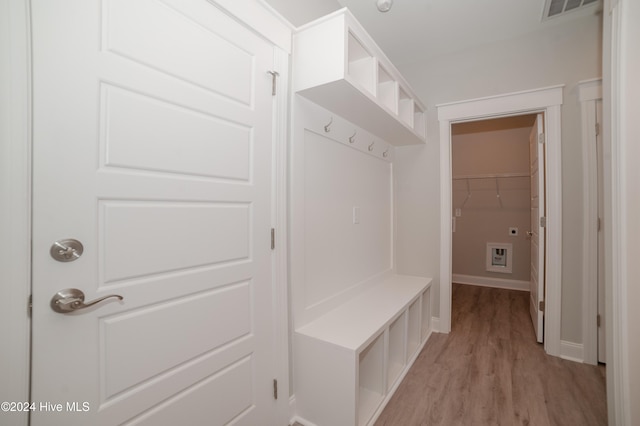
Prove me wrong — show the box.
[618,0,640,418]
[394,14,602,343]
[290,97,394,329]
[604,0,640,422]
[620,2,640,419]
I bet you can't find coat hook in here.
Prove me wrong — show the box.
[324,117,333,133]
[383,148,389,158]
[349,131,356,143]
[368,141,375,152]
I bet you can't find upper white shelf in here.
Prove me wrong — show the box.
[293,8,426,146]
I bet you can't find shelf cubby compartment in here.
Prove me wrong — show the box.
[377,64,397,114]
[421,287,431,341]
[398,87,414,128]
[293,8,426,146]
[348,32,375,96]
[358,334,385,426]
[413,104,426,138]
[386,313,407,392]
[407,298,421,358]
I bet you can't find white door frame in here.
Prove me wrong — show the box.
[437,85,564,357]
[0,1,31,425]
[578,78,602,365]
[0,1,291,424]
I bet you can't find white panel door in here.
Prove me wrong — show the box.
[529,113,545,343]
[30,0,277,424]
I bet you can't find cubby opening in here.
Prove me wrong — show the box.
[413,104,426,138]
[407,298,421,358]
[347,32,375,95]
[421,288,431,341]
[377,64,397,113]
[387,313,407,391]
[358,334,385,426]
[398,87,415,127]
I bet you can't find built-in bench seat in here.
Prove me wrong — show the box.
[294,274,433,426]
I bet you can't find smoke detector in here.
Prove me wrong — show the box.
[542,0,600,20]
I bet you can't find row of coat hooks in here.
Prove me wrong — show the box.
[324,116,389,158]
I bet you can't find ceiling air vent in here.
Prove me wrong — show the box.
[542,0,600,20]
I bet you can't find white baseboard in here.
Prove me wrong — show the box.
[290,395,320,426]
[289,395,297,425]
[452,274,529,292]
[289,415,317,426]
[560,340,584,363]
[431,316,440,333]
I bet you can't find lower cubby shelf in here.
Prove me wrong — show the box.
[407,298,421,370]
[294,274,433,426]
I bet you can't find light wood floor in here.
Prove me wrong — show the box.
[374,284,607,426]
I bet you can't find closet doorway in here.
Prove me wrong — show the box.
[437,85,563,357]
[451,113,545,342]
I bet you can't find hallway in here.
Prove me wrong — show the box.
[375,284,607,425]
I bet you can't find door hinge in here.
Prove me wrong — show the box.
[540,217,547,228]
[595,122,600,136]
[597,314,601,327]
[28,294,32,317]
[538,133,545,144]
[273,379,278,400]
[539,300,545,312]
[271,228,275,250]
[597,217,601,232]
[267,70,279,96]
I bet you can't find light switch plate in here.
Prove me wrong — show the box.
[353,207,360,224]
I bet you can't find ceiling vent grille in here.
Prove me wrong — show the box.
[543,0,600,20]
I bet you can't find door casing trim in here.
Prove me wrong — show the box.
[578,78,602,365]
[437,85,564,357]
[0,1,31,424]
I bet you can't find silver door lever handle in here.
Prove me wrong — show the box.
[51,288,123,313]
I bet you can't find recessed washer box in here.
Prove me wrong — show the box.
[486,242,513,274]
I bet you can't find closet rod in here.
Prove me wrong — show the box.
[452,172,529,180]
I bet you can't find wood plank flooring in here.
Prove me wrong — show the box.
[374,284,607,426]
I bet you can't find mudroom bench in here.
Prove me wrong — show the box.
[294,274,433,426]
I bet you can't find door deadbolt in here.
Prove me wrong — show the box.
[50,239,83,262]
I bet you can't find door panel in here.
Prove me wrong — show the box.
[102,85,252,181]
[101,201,250,282]
[529,113,545,343]
[105,0,254,105]
[31,0,276,424]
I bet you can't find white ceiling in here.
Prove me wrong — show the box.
[265,0,601,66]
